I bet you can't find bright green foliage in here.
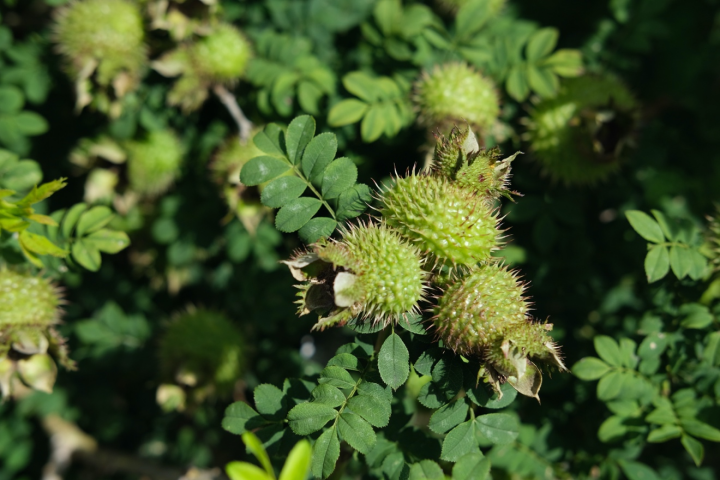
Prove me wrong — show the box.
[380,173,500,266]
[286,222,427,329]
[526,74,637,185]
[226,432,312,480]
[435,0,505,16]
[126,129,184,196]
[414,62,500,134]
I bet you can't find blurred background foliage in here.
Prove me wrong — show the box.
[0,0,719,479]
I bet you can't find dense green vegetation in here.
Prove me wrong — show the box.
[1,0,719,479]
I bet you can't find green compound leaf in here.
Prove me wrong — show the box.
[240,156,291,186]
[680,419,720,442]
[360,104,386,142]
[540,49,583,77]
[337,411,376,454]
[347,394,391,428]
[506,66,530,101]
[378,333,410,390]
[312,427,341,479]
[261,176,307,208]
[475,413,519,445]
[626,210,665,243]
[572,357,611,380]
[61,203,88,238]
[322,157,358,200]
[342,71,379,103]
[669,245,692,279]
[253,124,286,158]
[84,229,130,254]
[298,217,337,243]
[681,434,704,467]
[222,401,266,435]
[18,230,67,257]
[319,365,356,390]
[645,245,670,283]
[328,99,369,127]
[76,205,114,237]
[594,335,623,367]
[297,80,323,115]
[311,384,346,408]
[408,460,444,480]
[597,370,624,401]
[327,353,360,371]
[526,65,559,98]
[429,399,469,434]
[287,402,337,436]
[286,115,316,165]
[302,132,337,183]
[71,239,101,271]
[441,421,477,462]
[526,27,559,62]
[618,460,661,480]
[336,183,372,221]
[452,453,489,480]
[455,0,491,40]
[647,424,682,443]
[275,197,322,233]
[253,384,286,421]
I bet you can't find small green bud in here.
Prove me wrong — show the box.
[380,173,501,267]
[126,129,184,196]
[414,62,500,134]
[526,74,638,185]
[284,222,427,330]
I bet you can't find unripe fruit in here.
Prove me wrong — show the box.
[433,264,565,399]
[189,24,252,83]
[526,74,637,185]
[159,309,244,403]
[379,173,501,267]
[126,129,184,196]
[414,62,500,134]
[284,223,427,330]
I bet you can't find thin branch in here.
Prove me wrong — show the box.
[213,84,253,144]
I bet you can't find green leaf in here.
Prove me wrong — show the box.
[526,28,559,62]
[312,427,340,479]
[71,239,101,271]
[680,419,720,442]
[645,245,670,283]
[475,413,519,445]
[287,402,337,436]
[327,353,360,371]
[226,462,273,480]
[638,332,668,359]
[240,156,292,186]
[278,439,312,480]
[441,421,477,462]
[83,229,130,254]
[322,158,358,200]
[681,434,704,467]
[378,333,410,390]
[597,371,624,401]
[18,230,67,257]
[297,80,323,115]
[526,66,559,98]
[343,72,378,102]
[398,314,427,335]
[452,453,489,480]
[2,159,41,191]
[298,217,337,243]
[455,0,491,40]
[669,246,691,279]
[14,111,48,135]
[253,124,286,158]
[311,384,346,408]
[222,402,265,435]
[336,183,372,221]
[0,86,23,114]
[347,394,391,428]
[337,411,376,454]
[540,49,583,77]
[506,66,529,101]
[572,357,611,380]
[286,115,316,165]
[328,99,369,127]
[617,460,661,480]
[319,366,356,390]
[647,424,682,443]
[61,203,88,238]
[19,178,66,206]
[650,209,676,241]
[261,176,307,208]
[357,381,392,402]
[254,384,286,421]
[76,206,114,237]
[680,304,714,330]
[301,132,338,183]
[593,335,622,367]
[275,197,322,233]
[626,210,665,243]
[687,249,708,280]
[271,71,300,116]
[429,399,469,434]
[598,415,627,443]
[409,460,444,480]
[242,432,273,476]
[360,104,386,142]
[373,0,402,36]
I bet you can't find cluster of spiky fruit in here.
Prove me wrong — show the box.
[157,308,245,411]
[525,74,638,185]
[285,126,565,398]
[0,268,74,399]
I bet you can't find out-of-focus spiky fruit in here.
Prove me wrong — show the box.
[0,269,71,398]
[158,309,244,407]
[54,0,146,112]
[126,129,184,197]
[283,223,427,330]
[189,24,252,83]
[526,74,637,185]
[432,126,521,202]
[433,264,565,399]
[436,0,505,16]
[414,62,500,134]
[379,173,501,267]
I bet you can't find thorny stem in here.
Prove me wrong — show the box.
[213,84,253,144]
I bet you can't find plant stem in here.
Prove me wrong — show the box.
[213,84,253,144]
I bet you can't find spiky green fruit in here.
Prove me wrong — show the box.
[159,309,244,401]
[54,0,146,108]
[414,62,500,133]
[379,173,501,267]
[433,265,565,399]
[0,269,70,398]
[126,129,184,196]
[526,74,637,185]
[432,126,521,201]
[190,24,252,83]
[284,223,427,330]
